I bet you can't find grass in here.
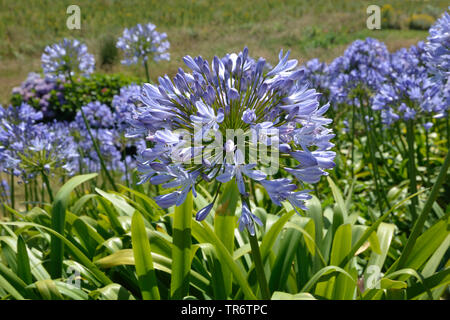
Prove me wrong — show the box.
[1,0,448,103]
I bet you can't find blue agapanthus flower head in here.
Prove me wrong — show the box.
[20,121,79,177]
[0,104,78,180]
[128,47,335,235]
[41,39,95,80]
[328,38,391,104]
[424,8,450,81]
[372,42,447,125]
[75,101,115,129]
[112,84,142,133]
[117,22,170,66]
[299,58,330,95]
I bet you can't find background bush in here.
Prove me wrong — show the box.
[11,73,140,121]
[408,14,436,30]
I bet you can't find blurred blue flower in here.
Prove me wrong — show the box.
[328,38,391,104]
[41,39,95,80]
[117,22,170,66]
[424,8,450,81]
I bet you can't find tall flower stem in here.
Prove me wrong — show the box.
[351,102,356,180]
[122,148,130,189]
[406,120,418,222]
[424,122,431,187]
[9,171,14,210]
[447,115,450,149]
[68,74,118,192]
[359,100,388,214]
[248,230,270,300]
[41,170,54,203]
[24,183,29,211]
[144,60,151,83]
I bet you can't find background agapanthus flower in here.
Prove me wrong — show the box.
[424,8,450,81]
[112,84,142,134]
[71,102,121,173]
[299,58,330,101]
[328,38,391,105]
[0,103,78,180]
[117,22,170,66]
[372,42,447,126]
[70,100,145,179]
[128,47,335,235]
[41,39,95,80]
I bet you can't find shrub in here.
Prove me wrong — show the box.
[99,34,119,70]
[11,73,140,121]
[408,13,436,30]
[381,4,401,29]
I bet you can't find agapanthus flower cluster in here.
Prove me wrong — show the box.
[41,39,95,80]
[0,103,43,176]
[0,103,78,180]
[112,84,142,134]
[128,48,335,235]
[71,100,145,179]
[424,8,450,81]
[116,23,170,66]
[72,102,122,173]
[372,42,447,126]
[75,101,115,129]
[328,38,391,104]
[299,58,330,97]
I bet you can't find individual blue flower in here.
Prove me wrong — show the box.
[191,101,224,138]
[41,39,95,80]
[242,109,256,124]
[216,149,266,195]
[239,202,262,236]
[195,202,215,221]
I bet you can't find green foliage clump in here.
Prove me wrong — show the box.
[381,4,401,30]
[408,13,436,31]
[99,35,119,70]
[62,73,140,113]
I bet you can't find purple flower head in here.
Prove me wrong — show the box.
[117,22,170,66]
[128,47,335,234]
[328,38,391,104]
[42,39,95,80]
[424,8,450,81]
[76,101,115,129]
[372,41,447,124]
[299,58,330,97]
[0,107,78,181]
[112,84,142,132]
